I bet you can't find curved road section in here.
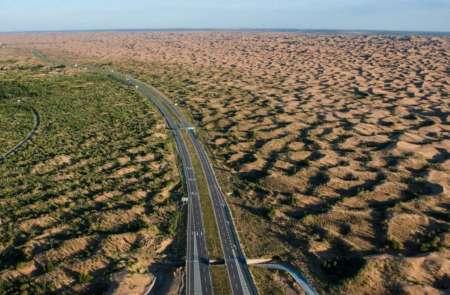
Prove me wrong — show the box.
[256,263,318,295]
[0,105,40,163]
[110,72,213,294]
[29,51,212,294]
[30,49,316,295]
[111,71,258,294]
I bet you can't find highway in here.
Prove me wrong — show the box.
[30,49,316,295]
[141,83,258,295]
[111,72,214,294]
[188,132,258,295]
[175,128,213,295]
[30,49,216,294]
[114,72,258,294]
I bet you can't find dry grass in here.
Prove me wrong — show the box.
[250,266,302,294]
[210,265,231,295]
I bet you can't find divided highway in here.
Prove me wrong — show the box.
[188,132,258,295]
[30,49,215,294]
[175,128,213,294]
[113,72,258,294]
[112,72,214,294]
[30,49,318,295]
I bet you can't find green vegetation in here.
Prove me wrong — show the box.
[78,272,93,284]
[388,238,403,251]
[0,104,34,155]
[93,35,449,295]
[419,236,441,252]
[0,57,181,293]
[318,242,366,284]
[0,80,45,99]
[167,210,183,236]
[419,228,447,253]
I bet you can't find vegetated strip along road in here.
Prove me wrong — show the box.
[118,73,259,295]
[109,71,213,295]
[139,75,318,295]
[189,135,258,295]
[256,264,318,295]
[0,104,40,163]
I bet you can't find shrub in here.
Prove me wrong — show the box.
[78,272,93,284]
[42,260,56,273]
[388,238,403,251]
[420,235,441,253]
[267,207,276,220]
[168,211,182,236]
[342,172,358,181]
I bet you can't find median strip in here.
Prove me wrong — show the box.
[181,130,222,259]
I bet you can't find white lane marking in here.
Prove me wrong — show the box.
[232,249,251,295]
[193,220,203,294]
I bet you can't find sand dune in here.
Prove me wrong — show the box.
[1,31,449,294]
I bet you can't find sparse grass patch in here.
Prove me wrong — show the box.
[210,265,231,295]
[34,32,450,295]
[250,266,288,294]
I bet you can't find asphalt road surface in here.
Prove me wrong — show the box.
[116,73,214,295]
[189,132,258,295]
[175,128,213,295]
[119,73,258,294]
[30,51,215,294]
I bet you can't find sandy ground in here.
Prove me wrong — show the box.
[1,32,449,294]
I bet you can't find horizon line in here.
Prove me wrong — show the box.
[1,27,449,35]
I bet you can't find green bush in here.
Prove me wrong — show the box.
[78,272,93,284]
[388,238,403,251]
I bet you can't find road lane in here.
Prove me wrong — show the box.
[110,71,258,294]
[30,53,214,295]
[189,132,258,295]
[173,128,213,295]
[134,73,258,294]
[116,72,213,295]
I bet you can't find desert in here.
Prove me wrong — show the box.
[1,31,449,294]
